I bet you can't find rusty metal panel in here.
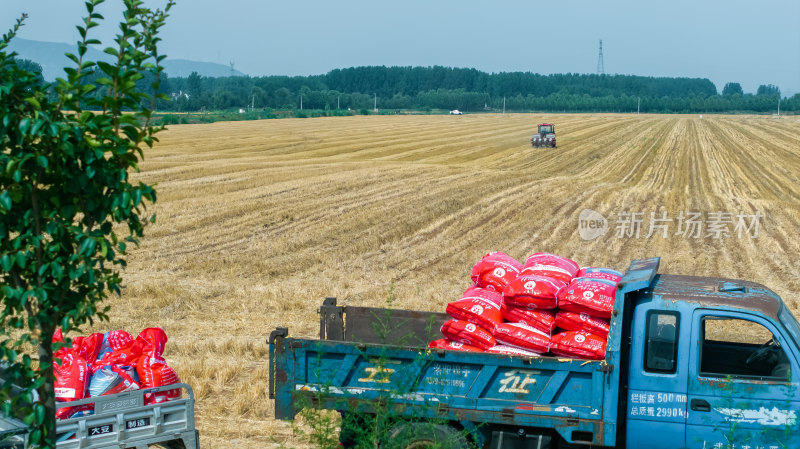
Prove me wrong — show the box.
[269,328,295,419]
[653,274,781,319]
[343,305,448,348]
[319,297,344,340]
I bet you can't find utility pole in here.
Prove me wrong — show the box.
[300,95,303,110]
[373,93,377,112]
[337,96,340,110]
[637,97,640,115]
[503,96,506,115]
[251,94,255,112]
[778,97,781,117]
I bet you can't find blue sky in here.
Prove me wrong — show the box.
[3,0,800,95]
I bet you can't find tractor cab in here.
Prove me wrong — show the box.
[538,124,554,134]
[532,123,556,148]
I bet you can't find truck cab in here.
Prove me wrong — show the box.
[269,258,800,448]
[622,268,800,448]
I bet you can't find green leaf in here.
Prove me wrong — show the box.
[18,117,30,134]
[28,428,41,445]
[51,262,63,278]
[0,255,11,271]
[15,252,27,269]
[24,96,40,109]
[0,190,11,211]
[36,155,48,168]
[34,403,45,424]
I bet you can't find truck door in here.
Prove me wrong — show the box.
[685,310,800,448]
[626,306,688,448]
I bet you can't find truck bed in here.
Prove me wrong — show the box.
[270,298,613,445]
[0,382,199,449]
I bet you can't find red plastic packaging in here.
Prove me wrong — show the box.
[500,303,556,334]
[138,355,181,404]
[428,338,484,353]
[576,267,623,283]
[502,274,567,310]
[555,311,611,338]
[487,345,543,357]
[550,331,607,360]
[470,251,523,292]
[135,328,169,357]
[72,333,104,362]
[521,252,580,283]
[493,322,551,354]
[135,328,180,404]
[96,330,141,365]
[446,287,503,332]
[557,277,617,319]
[440,319,496,350]
[54,350,90,412]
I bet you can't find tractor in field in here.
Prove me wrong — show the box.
[531,123,556,148]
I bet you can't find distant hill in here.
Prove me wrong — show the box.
[6,38,246,80]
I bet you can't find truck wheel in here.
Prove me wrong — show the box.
[383,422,471,449]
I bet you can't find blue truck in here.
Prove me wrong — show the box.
[269,257,800,448]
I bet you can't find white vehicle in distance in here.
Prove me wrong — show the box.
[449,109,463,115]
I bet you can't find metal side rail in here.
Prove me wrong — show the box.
[55,383,199,449]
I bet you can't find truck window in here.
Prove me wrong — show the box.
[644,311,679,373]
[700,317,790,380]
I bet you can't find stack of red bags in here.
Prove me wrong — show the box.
[53,327,181,419]
[429,251,623,361]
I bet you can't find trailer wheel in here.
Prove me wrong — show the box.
[383,421,471,449]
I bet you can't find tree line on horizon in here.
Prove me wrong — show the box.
[167,66,797,114]
[14,59,798,114]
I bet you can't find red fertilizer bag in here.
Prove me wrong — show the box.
[487,345,543,357]
[550,331,607,360]
[521,252,580,283]
[555,311,611,338]
[500,303,556,334]
[54,351,90,402]
[94,350,140,371]
[576,267,623,283]
[135,328,169,357]
[440,319,496,350]
[502,274,567,310]
[134,327,180,404]
[72,333,104,362]
[428,338,484,353]
[557,277,617,319]
[138,355,181,404]
[493,322,551,354]
[446,287,503,332]
[96,330,140,363]
[470,251,523,292]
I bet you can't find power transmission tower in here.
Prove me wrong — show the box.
[597,39,605,75]
[229,61,235,76]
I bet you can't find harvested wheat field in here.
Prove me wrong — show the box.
[88,113,800,447]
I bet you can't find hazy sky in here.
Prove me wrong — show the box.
[4,0,800,95]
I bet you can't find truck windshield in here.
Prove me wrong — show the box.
[539,125,553,133]
[778,306,800,348]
